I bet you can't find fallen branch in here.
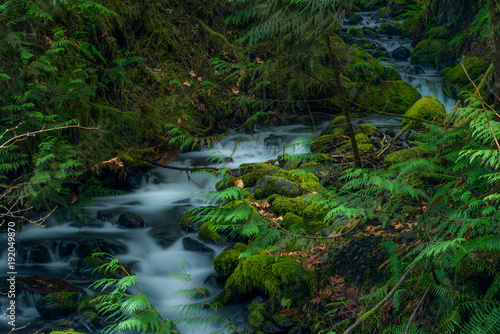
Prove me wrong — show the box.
[342,260,420,334]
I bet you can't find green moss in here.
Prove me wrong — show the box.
[310,132,344,153]
[358,123,379,136]
[198,222,225,244]
[278,170,325,195]
[363,43,374,49]
[427,25,452,39]
[116,151,152,168]
[283,212,304,228]
[41,292,80,312]
[377,7,391,18]
[213,250,242,279]
[248,301,270,331]
[355,133,369,143]
[348,26,365,38]
[402,95,446,129]
[410,39,453,66]
[271,196,307,216]
[303,202,329,222]
[223,255,310,303]
[442,57,489,96]
[50,330,87,334]
[379,66,401,81]
[253,163,280,171]
[255,176,299,199]
[234,242,248,252]
[358,143,375,151]
[384,147,431,166]
[180,213,196,232]
[355,81,421,115]
[241,169,279,187]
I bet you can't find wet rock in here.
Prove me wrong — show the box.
[408,65,425,75]
[36,291,86,319]
[378,23,399,35]
[57,241,77,258]
[75,238,116,258]
[19,274,85,295]
[97,210,112,221]
[410,38,454,67]
[124,173,143,189]
[348,26,365,39]
[118,212,145,228]
[17,240,53,263]
[403,232,418,244]
[362,28,378,38]
[376,7,391,18]
[182,237,214,253]
[264,134,281,147]
[391,46,411,60]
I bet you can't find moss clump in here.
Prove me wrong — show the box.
[271,196,307,216]
[348,26,365,38]
[50,330,87,334]
[355,81,421,115]
[241,169,279,187]
[380,66,401,81]
[198,222,226,245]
[310,132,344,153]
[384,147,431,166]
[180,213,197,232]
[37,292,85,319]
[248,300,270,332]
[402,95,446,129]
[253,163,280,171]
[223,254,310,303]
[303,202,329,222]
[363,43,374,49]
[377,7,391,18]
[234,242,248,252]
[283,212,304,228]
[255,176,300,199]
[410,39,453,66]
[116,149,153,169]
[279,170,326,195]
[213,250,242,279]
[358,123,379,136]
[358,143,375,151]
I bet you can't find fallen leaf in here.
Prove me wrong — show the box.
[235,179,244,189]
[189,70,196,77]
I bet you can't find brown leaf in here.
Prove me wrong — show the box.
[235,179,244,189]
[189,70,196,77]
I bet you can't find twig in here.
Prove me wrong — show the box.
[405,287,430,334]
[342,260,420,334]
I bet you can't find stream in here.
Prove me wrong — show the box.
[1,8,457,334]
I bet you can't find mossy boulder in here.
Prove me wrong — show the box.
[427,25,453,39]
[379,23,399,35]
[253,163,280,171]
[215,176,240,191]
[410,39,454,67]
[213,249,242,279]
[384,146,431,166]
[283,212,304,228]
[348,26,366,39]
[36,291,86,319]
[355,81,421,115]
[241,165,280,187]
[199,221,226,245]
[442,57,489,97]
[222,254,311,303]
[255,175,299,199]
[278,170,326,195]
[357,123,380,137]
[402,95,446,129]
[377,7,391,18]
[320,116,347,136]
[380,66,401,81]
[180,212,199,232]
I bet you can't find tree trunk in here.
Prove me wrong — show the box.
[489,0,500,112]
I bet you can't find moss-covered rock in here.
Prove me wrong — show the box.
[255,175,299,199]
[410,38,454,67]
[384,147,431,166]
[213,250,242,279]
[402,95,446,129]
[442,57,489,97]
[377,7,391,18]
[357,123,380,137]
[427,25,453,39]
[320,116,347,136]
[379,23,399,35]
[215,176,240,191]
[348,26,366,39]
[198,222,226,245]
[380,66,401,81]
[355,81,421,115]
[223,254,311,303]
[36,291,86,319]
[283,212,304,228]
[50,330,87,334]
[278,170,326,195]
[358,143,375,151]
[180,212,198,232]
[253,163,280,171]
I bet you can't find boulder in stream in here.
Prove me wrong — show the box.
[255,175,300,199]
[402,95,446,129]
[182,237,214,253]
[118,212,145,228]
[36,291,86,319]
[391,46,411,60]
[410,38,454,67]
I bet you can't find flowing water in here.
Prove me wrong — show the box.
[1,9,456,334]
